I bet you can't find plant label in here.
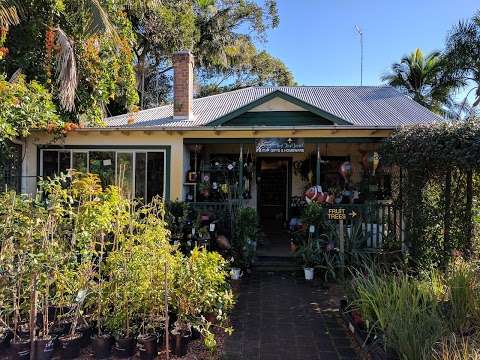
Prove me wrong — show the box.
[309,225,315,233]
[209,223,216,232]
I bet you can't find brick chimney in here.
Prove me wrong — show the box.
[173,51,194,120]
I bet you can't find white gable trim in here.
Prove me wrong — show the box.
[248,96,307,112]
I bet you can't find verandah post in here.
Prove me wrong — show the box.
[316,143,321,186]
[239,144,244,198]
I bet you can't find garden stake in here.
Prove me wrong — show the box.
[339,219,345,280]
[164,261,169,360]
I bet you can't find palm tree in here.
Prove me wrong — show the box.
[382,48,463,116]
[0,0,20,29]
[445,12,480,113]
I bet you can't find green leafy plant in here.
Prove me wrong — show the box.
[231,207,259,269]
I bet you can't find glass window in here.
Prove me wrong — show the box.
[72,152,88,173]
[117,152,133,198]
[135,152,146,200]
[42,151,58,178]
[89,151,115,188]
[59,151,71,173]
[147,152,165,202]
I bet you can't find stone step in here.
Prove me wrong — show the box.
[253,256,300,272]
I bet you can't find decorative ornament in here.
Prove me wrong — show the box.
[305,185,326,204]
[362,152,380,176]
[339,162,353,181]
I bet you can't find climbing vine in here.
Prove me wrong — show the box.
[381,120,480,268]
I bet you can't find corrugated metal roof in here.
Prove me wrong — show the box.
[104,86,443,128]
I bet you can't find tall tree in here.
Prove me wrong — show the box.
[445,12,480,114]
[129,0,294,109]
[382,48,463,116]
[2,0,139,124]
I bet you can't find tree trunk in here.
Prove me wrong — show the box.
[465,169,473,256]
[444,170,452,257]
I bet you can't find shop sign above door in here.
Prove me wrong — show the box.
[255,138,304,153]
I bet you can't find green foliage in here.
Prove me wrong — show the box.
[165,200,190,241]
[351,267,444,359]
[0,74,61,141]
[350,260,480,360]
[231,207,258,269]
[381,121,480,268]
[382,48,463,116]
[171,247,234,349]
[0,172,235,350]
[445,11,480,109]
[2,0,139,124]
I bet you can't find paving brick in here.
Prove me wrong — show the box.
[223,272,363,360]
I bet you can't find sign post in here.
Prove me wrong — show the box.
[326,207,358,279]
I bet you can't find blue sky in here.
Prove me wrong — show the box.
[258,0,479,86]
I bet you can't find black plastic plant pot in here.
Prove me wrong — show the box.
[33,337,55,360]
[78,325,93,347]
[58,333,82,359]
[1,331,13,352]
[9,339,30,360]
[138,335,158,360]
[92,334,114,360]
[172,333,190,357]
[191,328,201,341]
[113,337,137,358]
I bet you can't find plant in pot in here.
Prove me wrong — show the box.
[134,207,175,360]
[295,237,322,280]
[0,192,44,360]
[165,200,190,252]
[231,207,259,277]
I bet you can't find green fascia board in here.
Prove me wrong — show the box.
[225,111,333,126]
[207,90,352,127]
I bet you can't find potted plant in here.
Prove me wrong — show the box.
[231,208,259,275]
[295,238,322,280]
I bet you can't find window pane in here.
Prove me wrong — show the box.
[117,152,133,198]
[59,151,71,174]
[135,152,146,200]
[147,152,164,202]
[89,151,115,188]
[42,151,58,178]
[72,152,88,173]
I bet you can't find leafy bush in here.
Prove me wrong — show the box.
[350,259,480,360]
[231,207,259,269]
[0,171,235,351]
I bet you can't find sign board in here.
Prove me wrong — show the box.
[327,208,358,221]
[255,138,304,153]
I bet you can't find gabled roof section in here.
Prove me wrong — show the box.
[103,86,444,129]
[207,90,351,126]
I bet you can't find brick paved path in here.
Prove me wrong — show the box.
[224,272,362,360]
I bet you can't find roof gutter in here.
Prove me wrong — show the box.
[70,125,397,132]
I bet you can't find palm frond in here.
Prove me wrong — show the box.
[54,27,77,112]
[0,0,20,29]
[84,0,116,38]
